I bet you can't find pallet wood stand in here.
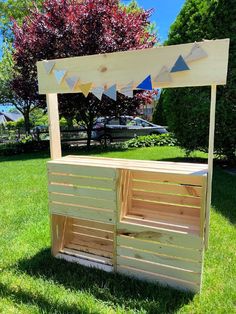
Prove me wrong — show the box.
[37,39,229,293]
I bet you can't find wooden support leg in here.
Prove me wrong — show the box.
[205,84,217,249]
[46,93,61,160]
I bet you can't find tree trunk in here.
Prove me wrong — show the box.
[23,111,31,135]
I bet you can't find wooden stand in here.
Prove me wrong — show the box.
[48,156,208,292]
[36,39,229,293]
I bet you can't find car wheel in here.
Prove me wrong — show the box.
[100,135,112,146]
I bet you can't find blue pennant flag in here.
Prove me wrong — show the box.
[136,75,153,90]
[171,55,190,73]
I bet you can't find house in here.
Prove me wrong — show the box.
[0,111,23,125]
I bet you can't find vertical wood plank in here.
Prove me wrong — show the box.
[51,214,67,256]
[205,84,217,249]
[47,93,61,160]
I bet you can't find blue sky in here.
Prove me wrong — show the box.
[122,0,185,42]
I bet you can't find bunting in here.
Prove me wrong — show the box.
[66,76,79,91]
[104,84,117,101]
[170,55,190,73]
[136,75,153,90]
[54,70,67,85]
[185,43,208,63]
[43,60,55,74]
[154,66,172,83]
[120,82,133,98]
[79,82,93,97]
[91,86,105,100]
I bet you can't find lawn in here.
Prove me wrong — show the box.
[0,146,235,314]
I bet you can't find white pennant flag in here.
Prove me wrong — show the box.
[185,43,208,63]
[66,76,79,90]
[154,66,172,83]
[91,86,104,100]
[43,60,56,74]
[54,70,67,85]
[120,82,133,98]
[104,84,117,101]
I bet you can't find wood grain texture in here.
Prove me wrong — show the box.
[37,39,229,94]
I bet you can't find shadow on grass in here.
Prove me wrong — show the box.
[14,248,194,314]
[211,167,236,224]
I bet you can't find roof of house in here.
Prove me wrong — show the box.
[0,111,23,122]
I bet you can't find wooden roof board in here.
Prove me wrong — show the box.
[37,39,230,94]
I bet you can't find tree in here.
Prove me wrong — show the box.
[11,0,157,147]
[160,0,236,162]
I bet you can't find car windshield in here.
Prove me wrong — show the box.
[134,119,152,127]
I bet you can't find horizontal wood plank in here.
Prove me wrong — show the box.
[62,248,113,265]
[37,39,230,94]
[71,227,114,241]
[50,203,115,223]
[117,256,201,283]
[49,184,116,200]
[117,222,203,249]
[133,180,202,197]
[133,190,201,207]
[70,217,114,232]
[132,171,205,186]
[48,163,116,179]
[65,242,113,258]
[48,173,115,189]
[117,266,200,293]
[49,193,116,211]
[117,236,202,261]
[117,246,201,272]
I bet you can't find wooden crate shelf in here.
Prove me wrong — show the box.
[48,156,208,292]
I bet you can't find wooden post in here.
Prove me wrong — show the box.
[46,93,62,160]
[205,84,217,249]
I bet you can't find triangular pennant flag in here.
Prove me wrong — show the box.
[66,76,79,90]
[79,82,93,97]
[170,55,190,73]
[185,43,208,63]
[136,75,153,90]
[54,70,67,85]
[120,82,133,98]
[104,84,117,101]
[43,60,55,74]
[91,86,104,100]
[154,66,172,83]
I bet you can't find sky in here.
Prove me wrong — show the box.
[122,0,185,43]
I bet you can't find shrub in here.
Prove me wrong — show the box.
[123,133,177,149]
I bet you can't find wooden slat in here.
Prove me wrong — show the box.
[71,226,114,240]
[117,222,203,249]
[123,216,200,234]
[48,173,115,189]
[133,180,202,197]
[62,248,113,265]
[132,190,201,207]
[50,203,115,223]
[70,217,114,232]
[117,256,201,284]
[48,184,116,200]
[37,39,230,94]
[65,242,113,258]
[51,214,67,256]
[49,193,116,211]
[117,266,200,293]
[132,171,204,186]
[69,234,113,253]
[117,236,202,261]
[48,163,116,179]
[131,199,200,218]
[117,246,201,272]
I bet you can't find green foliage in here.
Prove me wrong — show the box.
[29,108,48,127]
[123,133,177,149]
[152,96,168,126]
[162,0,236,163]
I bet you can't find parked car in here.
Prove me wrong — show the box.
[92,116,168,145]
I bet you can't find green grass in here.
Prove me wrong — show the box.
[0,147,235,314]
